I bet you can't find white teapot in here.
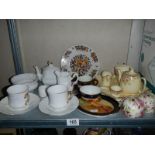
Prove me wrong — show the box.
[55,71,78,91]
[34,61,60,85]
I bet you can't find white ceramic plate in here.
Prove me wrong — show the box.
[39,96,79,116]
[0,93,40,115]
[61,45,100,77]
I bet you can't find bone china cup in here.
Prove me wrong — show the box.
[80,85,101,99]
[7,85,29,109]
[47,85,69,110]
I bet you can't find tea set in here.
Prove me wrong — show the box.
[0,45,154,118]
[99,64,147,97]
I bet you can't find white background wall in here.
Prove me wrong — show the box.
[16,19,132,72]
[0,20,15,97]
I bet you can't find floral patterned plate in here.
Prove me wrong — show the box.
[61,45,100,76]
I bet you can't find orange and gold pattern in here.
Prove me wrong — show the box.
[79,97,114,114]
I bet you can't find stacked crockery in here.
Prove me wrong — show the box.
[11,73,38,92]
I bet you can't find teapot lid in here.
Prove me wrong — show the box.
[43,61,59,71]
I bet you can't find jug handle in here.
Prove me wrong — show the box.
[117,69,122,82]
[71,72,78,86]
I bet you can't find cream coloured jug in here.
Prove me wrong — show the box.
[114,64,131,82]
[101,71,112,87]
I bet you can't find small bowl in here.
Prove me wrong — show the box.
[11,73,38,92]
[80,85,101,99]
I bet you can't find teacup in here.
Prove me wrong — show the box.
[78,75,98,87]
[110,85,122,97]
[47,85,72,110]
[7,84,29,109]
[80,85,101,100]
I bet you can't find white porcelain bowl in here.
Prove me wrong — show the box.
[11,73,38,92]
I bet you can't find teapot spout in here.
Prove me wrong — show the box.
[34,66,42,81]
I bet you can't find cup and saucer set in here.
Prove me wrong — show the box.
[39,85,79,116]
[0,85,40,115]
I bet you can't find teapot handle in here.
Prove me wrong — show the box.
[141,77,146,93]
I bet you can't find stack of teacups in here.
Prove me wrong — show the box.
[7,84,30,110]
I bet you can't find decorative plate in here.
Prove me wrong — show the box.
[61,45,100,76]
[78,95,120,116]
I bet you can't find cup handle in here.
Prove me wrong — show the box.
[92,79,99,85]
[67,91,73,103]
[141,77,146,93]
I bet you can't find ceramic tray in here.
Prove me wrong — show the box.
[61,45,100,77]
[100,87,149,100]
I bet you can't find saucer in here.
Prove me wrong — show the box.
[39,96,79,116]
[0,93,40,115]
